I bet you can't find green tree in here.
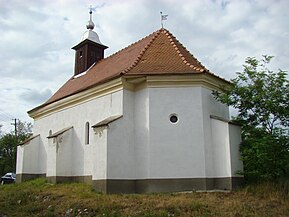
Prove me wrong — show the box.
[214,55,289,182]
[0,121,32,176]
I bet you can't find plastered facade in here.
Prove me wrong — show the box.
[17,84,243,193]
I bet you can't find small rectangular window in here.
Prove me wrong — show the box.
[85,122,90,144]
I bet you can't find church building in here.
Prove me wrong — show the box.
[16,11,243,193]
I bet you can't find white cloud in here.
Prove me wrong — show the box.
[20,88,52,105]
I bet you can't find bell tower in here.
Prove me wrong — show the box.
[72,9,108,76]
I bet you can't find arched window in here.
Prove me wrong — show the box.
[85,122,90,145]
[49,130,52,136]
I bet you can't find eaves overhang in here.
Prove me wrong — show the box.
[28,77,124,120]
[122,72,231,91]
[92,115,123,128]
[47,127,73,139]
[19,134,40,146]
[72,38,108,50]
[28,72,230,120]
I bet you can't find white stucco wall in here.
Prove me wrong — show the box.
[16,135,40,174]
[30,90,123,177]
[133,88,149,179]
[92,126,108,180]
[147,87,207,178]
[200,88,230,178]
[229,123,243,176]
[47,137,57,177]
[210,118,231,177]
[38,138,46,174]
[55,128,73,176]
[104,86,234,181]
[106,90,135,179]
[16,146,24,174]
[104,87,213,180]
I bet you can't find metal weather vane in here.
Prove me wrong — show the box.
[89,5,97,12]
[160,11,168,28]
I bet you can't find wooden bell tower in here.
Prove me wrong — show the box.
[72,9,108,76]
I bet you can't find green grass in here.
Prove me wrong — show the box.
[0,179,288,216]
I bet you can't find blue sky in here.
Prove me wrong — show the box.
[0,0,288,133]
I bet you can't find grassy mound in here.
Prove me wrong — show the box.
[0,179,288,216]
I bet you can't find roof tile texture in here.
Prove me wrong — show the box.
[45,28,208,105]
[127,29,206,74]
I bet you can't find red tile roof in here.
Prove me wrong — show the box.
[43,28,219,106]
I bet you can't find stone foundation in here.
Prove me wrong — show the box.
[16,173,46,183]
[92,177,244,194]
[16,174,243,193]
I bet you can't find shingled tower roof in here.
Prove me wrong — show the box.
[42,28,221,107]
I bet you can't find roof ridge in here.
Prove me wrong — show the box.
[121,29,163,74]
[163,29,207,72]
[100,29,161,66]
[121,28,209,74]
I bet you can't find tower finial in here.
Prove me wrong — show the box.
[86,5,95,30]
